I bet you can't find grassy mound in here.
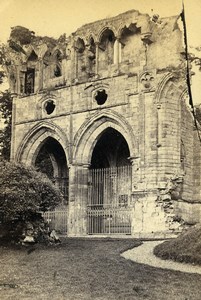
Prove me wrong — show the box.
[154,225,201,265]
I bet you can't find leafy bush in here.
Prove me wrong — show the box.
[0,160,62,222]
[0,91,12,160]
[154,225,201,265]
[9,26,35,45]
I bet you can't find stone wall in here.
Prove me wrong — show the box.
[6,10,201,237]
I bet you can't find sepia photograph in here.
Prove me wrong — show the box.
[0,0,201,299]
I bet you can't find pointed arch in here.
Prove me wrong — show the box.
[155,72,187,104]
[86,33,97,45]
[43,49,52,65]
[99,28,116,50]
[74,37,85,53]
[155,72,193,120]
[52,48,63,60]
[97,26,117,43]
[27,49,38,62]
[72,110,137,165]
[16,121,70,166]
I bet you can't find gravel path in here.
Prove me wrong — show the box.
[121,241,201,275]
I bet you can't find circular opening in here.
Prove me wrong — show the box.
[44,100,55,115]
[95,89,108,105]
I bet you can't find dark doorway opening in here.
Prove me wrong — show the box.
[35,137,69,205]
[88,128,132,235]
[91,127,130,169]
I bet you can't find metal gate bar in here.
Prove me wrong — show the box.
[87,165,132,235]
[54,177,69,204]
[43,210,68,233]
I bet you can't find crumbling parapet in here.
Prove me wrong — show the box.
[3,9,185,98]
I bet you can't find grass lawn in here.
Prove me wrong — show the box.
[0,238,201,300]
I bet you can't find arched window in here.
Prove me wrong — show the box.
[25,68,35,94]
[99,29,115,65]
[23,50,38,94]
[75,38,85,53]
[54,50,62,61]
[51,50,63,78]
[87,37,96,76]
[75,38,86,78]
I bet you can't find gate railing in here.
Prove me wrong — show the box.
[87,165,132,235]
[87,204,131,235]
[53,177,69,205]
[42,209,68,233]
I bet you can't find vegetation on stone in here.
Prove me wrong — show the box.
[9,26,57,51]
[0,70,4,84]
[10,26,35,45]
[0,90,12,160]
[154,225,201,265]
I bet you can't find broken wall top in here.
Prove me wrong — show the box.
[4,9,185,96]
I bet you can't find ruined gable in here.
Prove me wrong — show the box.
[5,10,201,237]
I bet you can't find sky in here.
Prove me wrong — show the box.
[0,0,200,47]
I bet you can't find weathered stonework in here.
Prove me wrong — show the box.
[6,10,201,237]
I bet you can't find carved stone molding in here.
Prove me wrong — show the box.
[140,71,155,92]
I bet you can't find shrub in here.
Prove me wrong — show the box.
[0,160,63,242]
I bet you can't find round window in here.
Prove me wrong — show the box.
[94,89,108,105]
[44,100,55,115]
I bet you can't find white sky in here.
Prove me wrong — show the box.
[0,0,200,47]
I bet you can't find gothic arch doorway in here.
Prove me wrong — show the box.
[91,127,130,168]
[35,137,69,205]
[87,128,132,235]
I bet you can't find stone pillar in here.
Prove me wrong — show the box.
[156,103,165,187]
[68,164,76,235]
[10,95,17,162]
[119,40,122,63]
[143,91,158,189]
[156,103,162,147]
[139,70,157,189]
[38,58,43,91]
[72,47,79,81]
[129,156,140,191]
[114,38,120,67]
[129,156,141,236]
[16,66,21,94]
[77,163,90,236]
[95,42,99,76]
[68,163,90,236]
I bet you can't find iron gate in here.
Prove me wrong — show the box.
[87,165,132,235]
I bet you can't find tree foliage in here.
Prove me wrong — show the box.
[9,26,57,51]
[0,160,63,222]
[0,90,12,160]
[0,70,4,85]
[10,26,35,45]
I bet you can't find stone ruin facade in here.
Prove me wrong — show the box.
[6,10,201,237]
